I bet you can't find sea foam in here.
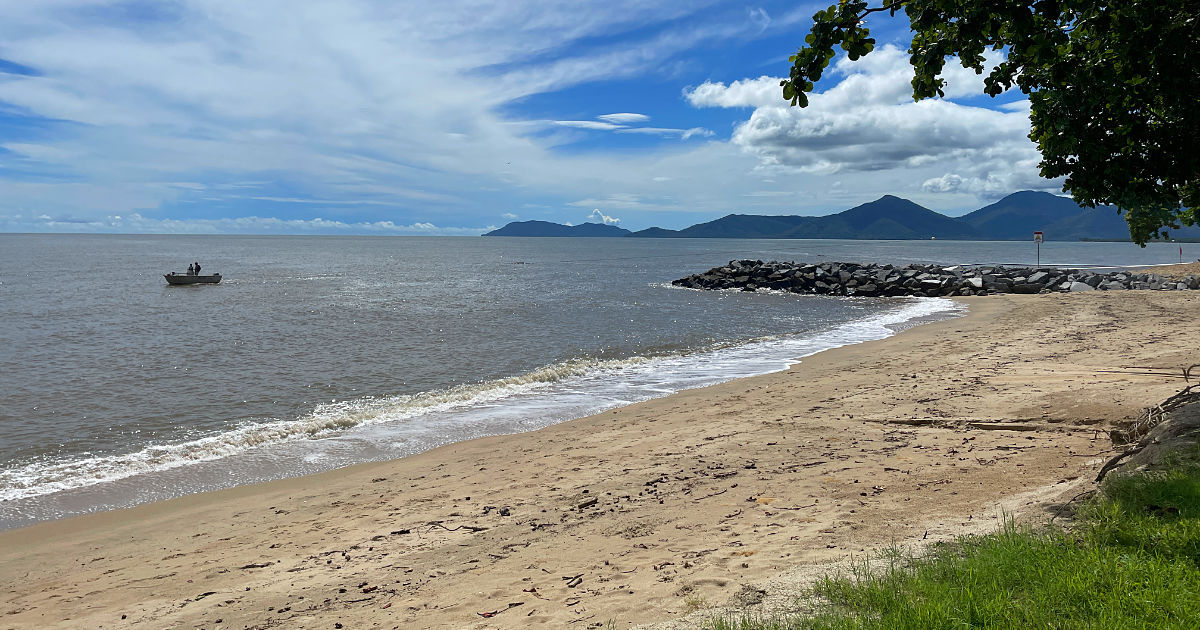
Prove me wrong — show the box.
[0,297,963,507]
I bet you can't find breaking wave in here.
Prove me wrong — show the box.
[0,297,963,504]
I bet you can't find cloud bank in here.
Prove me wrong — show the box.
[685,46,1055,198]
[0,3,1061,231]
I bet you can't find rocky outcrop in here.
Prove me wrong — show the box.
[672,260,1200,297]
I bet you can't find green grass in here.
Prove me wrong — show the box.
[712,451,1200,630]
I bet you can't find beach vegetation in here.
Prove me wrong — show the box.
[683,594,712,615]
[781,1,1199,245]
[710,452,1200,629]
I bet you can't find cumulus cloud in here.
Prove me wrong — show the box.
[686,76,782,109]
[587,208,621,224]
[501,212,518,219]
[683,45,1042,188]
[922,168,1060,197]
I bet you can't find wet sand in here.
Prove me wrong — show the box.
[3,291,1198,629]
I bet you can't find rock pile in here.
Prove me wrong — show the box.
[672,260,1200,297]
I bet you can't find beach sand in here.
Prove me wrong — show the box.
[3,291,1198,629]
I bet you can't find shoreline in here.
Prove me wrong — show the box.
[1,295,961,530]
[3,291,1199,628]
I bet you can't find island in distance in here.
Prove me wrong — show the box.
[484,191,1200,241]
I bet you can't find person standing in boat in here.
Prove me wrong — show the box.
[194,261,201,275]
[187,263,195,275]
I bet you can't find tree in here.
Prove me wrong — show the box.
[781,0,1199,245]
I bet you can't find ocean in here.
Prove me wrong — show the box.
[0,234,1192,529]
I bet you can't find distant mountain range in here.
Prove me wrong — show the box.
[483,220,631,237]
[483,191,1200,241]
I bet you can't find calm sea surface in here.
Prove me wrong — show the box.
[0,235,1192,528]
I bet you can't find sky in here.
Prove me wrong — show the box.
[0,0,1059,235]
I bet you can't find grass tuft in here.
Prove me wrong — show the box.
[712,453,1200,630]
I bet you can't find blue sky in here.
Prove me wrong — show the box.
[0,1,1054,234]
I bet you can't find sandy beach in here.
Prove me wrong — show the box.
[3,289,1199,629]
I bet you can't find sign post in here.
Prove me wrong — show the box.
[1033,231,1043,267]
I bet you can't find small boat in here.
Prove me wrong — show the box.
[165,272,222,285]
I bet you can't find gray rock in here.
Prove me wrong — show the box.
[853,283,879,296]
[1069,281,1094,292]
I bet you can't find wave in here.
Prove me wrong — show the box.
[0,297,964,504]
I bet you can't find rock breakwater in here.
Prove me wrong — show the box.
[672,260,1200,297]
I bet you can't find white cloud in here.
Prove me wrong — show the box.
[554,120,626,130]
[684,45,1043,185]
[502,212,518,219]
[587,208,621,224]
[568,193,671,211]
[615,126,714,139]
[747,7,771,31]
[0,4,1060,231]
[0,212,492,235]
[0,1,773,228]
[597,113,650,124]
[686,75,782,109]
[681,127,715,140]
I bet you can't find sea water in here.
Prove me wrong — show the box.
[0,234,1191,528]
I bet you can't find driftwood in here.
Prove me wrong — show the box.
[968,422,1040,432]
[426,522,488,534]
[477,602,524,618]
[1096,383,1200,482]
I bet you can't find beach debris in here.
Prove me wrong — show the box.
[477,602,524,618]
[576,497,599,510]
[730,584,767,607]
[523,586,549,600]
[563,573,584,588]
[968,422,1040,431]
[1097,383,1200,481]
[426,521,488,533]
[238,562,273,569]
[772,502,819,511]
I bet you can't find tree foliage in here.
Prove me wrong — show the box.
[782,0,1200,245]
